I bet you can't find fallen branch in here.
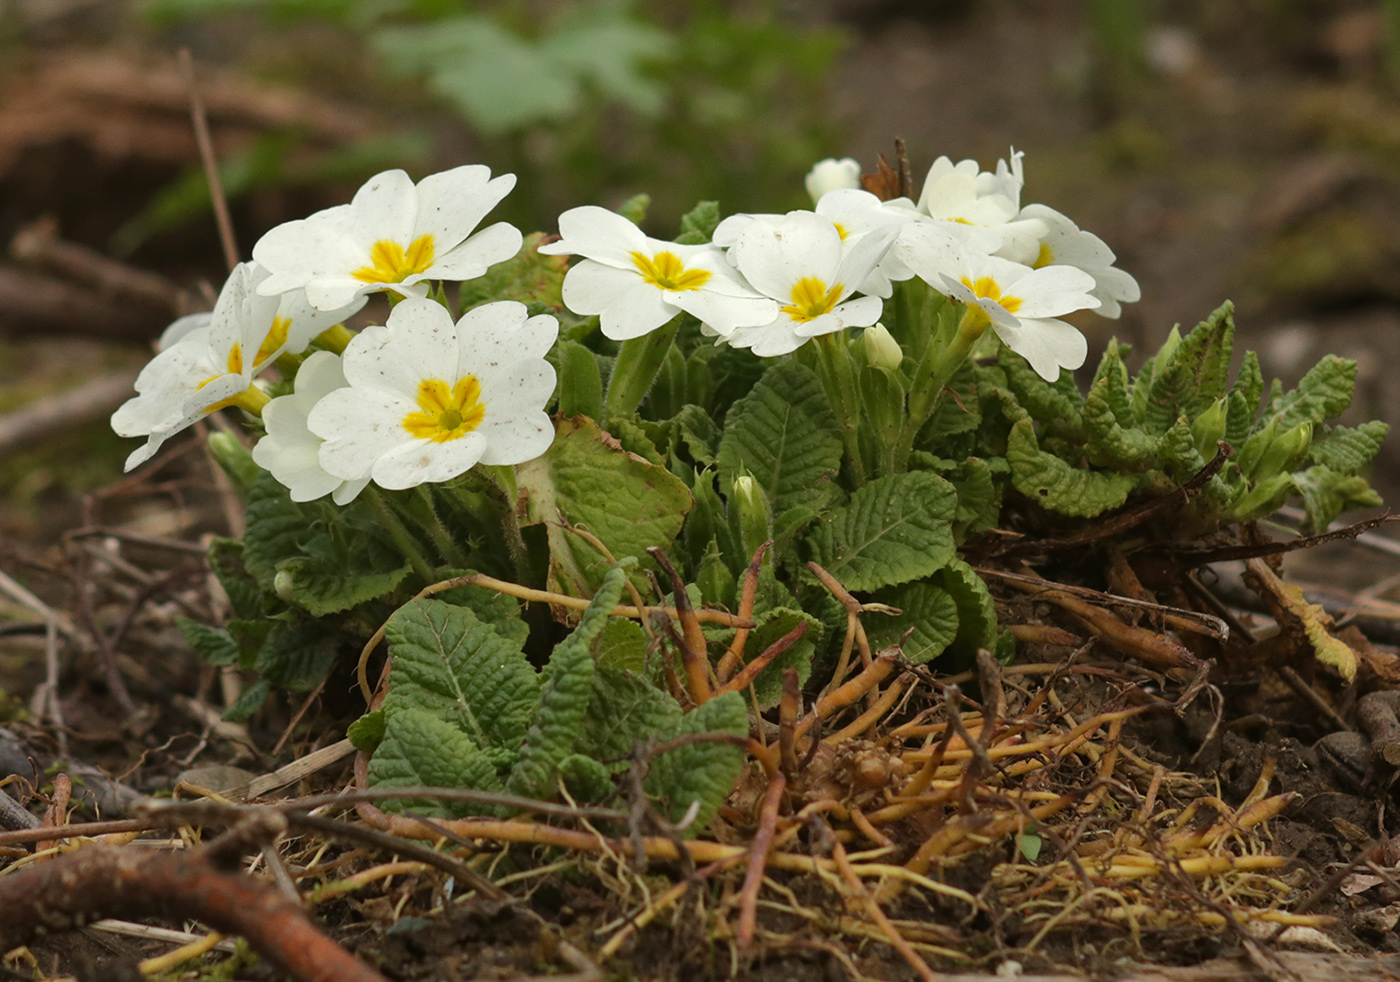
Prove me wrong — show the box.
[0,816,388,982]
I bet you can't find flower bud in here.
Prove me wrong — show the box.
[1191,397,1228,460]
[274,569,297,604]
[805,157,861,204]
[1234,417,1280,480]
[1228,472,1297,523]
[1253,421,1312,483]
[861,324,904,373]
[732,474,773,563]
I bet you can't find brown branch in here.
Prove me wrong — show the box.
[714,620,807,697]
[737,772,786,949]
[0,833,388,982]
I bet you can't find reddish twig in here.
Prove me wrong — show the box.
[648,548,711,704]
[716,542,769,682]
[0,820,388,982]
[714,620,807,697]
[737,772,786,949]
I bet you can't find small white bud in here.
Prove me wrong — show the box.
[805,157,862,204]
[861,323,903,372]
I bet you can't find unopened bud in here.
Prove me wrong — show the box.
[732,474,772,563]
[1253,421,1312,483]
[1191,398,1228,460]
[861,323,904,373]
[274,569,297,604]
[1235,417,1280,480]
[805,157,861,204]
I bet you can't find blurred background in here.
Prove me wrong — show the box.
[2,0,1400,544]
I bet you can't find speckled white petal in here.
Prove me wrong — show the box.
[413,166,512,247]
[1003,264,1099,319]
[600,280,679,341]
[669,290,777,336]
[476,405,555,466]
[425,222,524,281]
[350,169,418,246]
[310,386,418,480]
[371,431,489,489]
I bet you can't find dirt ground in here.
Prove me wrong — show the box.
[4,2,1400,980]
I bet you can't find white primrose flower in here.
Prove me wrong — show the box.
[252,351,370,505]
[252,166,523,311]
[536,206,777,341]
[719,210,896,357]
[716,189,920,299]
[916,152,1046,265]
[805,157,862,203]
[308,298,557,491]
[894,224,1100,382]
[112,263,362,471]
[1019,204,1141,319]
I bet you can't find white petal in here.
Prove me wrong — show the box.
[311,387,416,479]
[670,291,778,335]
[350,169,418,245]
[413,166,514,248]
[1005,264,1100,318]
[792,294,884,338]
[993,317,1087,381]
[303,276,374,312]
[332,477,371,505]
[538,205,650,268]
[383,299,461,387]
[426,222,523,280]
[477,408,555,466]
[372,432,488,489]
[600,281,678,340]
[560,259,642,316]
[729,212,844,300]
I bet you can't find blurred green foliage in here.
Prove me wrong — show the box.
[135,0,846,246]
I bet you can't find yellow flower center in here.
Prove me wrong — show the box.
[1034,242,1054,269]
[960,276,1023,314]
[781,277,844,322]
[254,316,292,368]
[631,251,711,292]
[353,234,437,285]
[194,344,251,411]
[833,222,848,240]
[402,376,486,443]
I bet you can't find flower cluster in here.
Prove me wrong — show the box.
[113,148,1139,503]
[543,149,1138,380]
[113,165,555,502]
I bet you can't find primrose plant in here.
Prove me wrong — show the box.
[114,149,1387,829]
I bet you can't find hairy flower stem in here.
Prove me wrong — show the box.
[604,317,681,419]
[365,486,436,583]
[412,486,470,568]
[811,332,869,486]
[892,305,984,472]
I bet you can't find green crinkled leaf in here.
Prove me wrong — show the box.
[1268,355,1357,430]
[643,691,748,833]
[676,200,721,245]
[430,574,530,650]
[277,541,411,616]
[177,617,240,667]
[866,582,959,664]
[347,710,386,754]
[939,558,1001,657]
[1146,302,1235,429]
[1294,465,1384,533]
[1226,351,1264,447]
[368,712,505,818]
[559,754,615,802]
[577,667,683,769]
[507,564,629,799]
[1083,378,1157,467]
[556,339,604,420]
[255,620,340,691]
[1007,418,1139,518]
[221,678,271,723]
[1309,421,1389,475]
[242,472,318,591]
[1088,339,1132,422]
[940,456,1004,536]
[1156,414,1206,483]
[737,607,821,708]
[716,359,843,541]
[208,538,264,621]
[999,349,1083,438]
[921,362,981,441]
[595,618,648,672]
[516,417,691,598]
[670,404,720,468]
[382,599,539,754]
[810,472,957,592]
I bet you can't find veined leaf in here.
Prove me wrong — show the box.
[576,667,683,770]
[809,471,957,592]
[368,713,505,818]
[867,582,959,664]
[643,691,748,833]
[716,359,843,539]
[516,417,691,598]
[1007,418,1139,517]
[1268,355,1357,430]
[507,564,630,799]
[1295,465,1384,533]
[1309,421,1389,475]
[735,607,821,708]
